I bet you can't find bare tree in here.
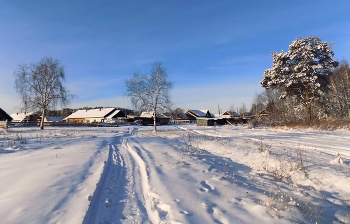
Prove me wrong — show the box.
[328,60,350,118]
[229,104,235,113]
[14,57,75,129]
[168,107,184,120]
[125,62,173,132]
[250,92,267,115]
[239,103,247,115]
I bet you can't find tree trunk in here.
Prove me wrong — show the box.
[306,103,312,126]
[153,109,157,132]
[305,92,312,126]
[40,109,45,129]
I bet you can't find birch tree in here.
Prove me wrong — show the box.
[14,57,74,129]
[125,62,173,132]
[261,36,338,124]
[328,61,350,117]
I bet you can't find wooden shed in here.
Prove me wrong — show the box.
[196,118,215,126]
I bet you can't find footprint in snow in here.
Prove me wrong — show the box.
[200,181,214,192]
[180,210,192,216]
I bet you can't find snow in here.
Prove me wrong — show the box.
[65,108,116,119]
[187,110,210,117]
[140,111,170,118]
[0,125,349,224]
[10,112,34,122]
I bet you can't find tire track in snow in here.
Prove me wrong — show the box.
[122,136,161,224]
[83,138,115,224]
[83,135,128,224]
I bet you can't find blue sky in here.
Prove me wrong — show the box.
[1,0,350,114]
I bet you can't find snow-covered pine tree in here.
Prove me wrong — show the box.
[260,36,339,124]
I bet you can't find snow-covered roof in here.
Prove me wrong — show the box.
[186,109,210,117]
[140,111,170,119]
[222,111,240,117]
[10,112,34,121]
[65,108,116,119]
[176,113,191,120]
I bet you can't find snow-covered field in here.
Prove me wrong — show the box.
[0,125,349,224]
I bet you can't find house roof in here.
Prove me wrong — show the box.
[10,112,34,121]
[222,111,240,117]
[186,109,210,117]
[0,108,13,121]
[105,110,125,119]
[65,108,116,119]
[175,112,191,120]
[140,111,170,119]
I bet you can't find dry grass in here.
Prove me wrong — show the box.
[285,119,350,130]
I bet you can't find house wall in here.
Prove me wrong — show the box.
[85,117,105,123]
[196,119,214,126]
[158,118,170,125]
[67,118,86,123]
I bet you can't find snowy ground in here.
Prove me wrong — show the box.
[0,125,349,224]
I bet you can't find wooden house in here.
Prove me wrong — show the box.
[185,109,212,119]
[258,109,270,118]
[196,118,215,126]
[220,111,240,124]
[172,113,194,124]
[64,108,126,123]
[10,112,38,122]
[139,111,170,125]
[196,117,224,126]
[222,111,240,118]
[0,108,13,128]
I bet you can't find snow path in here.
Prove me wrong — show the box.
[83,127,171,223]
[124,136,161,224]
[1,126,350,223]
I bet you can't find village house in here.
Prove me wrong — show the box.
[220,111,241,124]
[172,112,194,124]
[185,109,212,119]
[64,108,126,123]
[10,112,39,122]
[184,109,221,126]
[138,111,171,125]
[258,109,270,118]
[0,108,13,128]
